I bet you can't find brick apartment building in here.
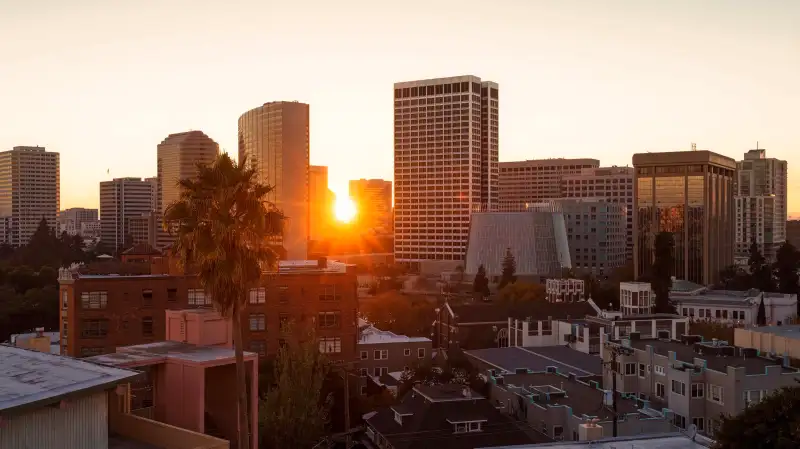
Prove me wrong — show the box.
[58,246,359,363]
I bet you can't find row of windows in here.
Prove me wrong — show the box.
[80,318,153,338]
[359,348,426,360]
[248,311,344,332]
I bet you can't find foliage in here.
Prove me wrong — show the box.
[757,293,767,326]
[163,153,283,449]
[497,282,545,304]
[398,357,487,399]
[498,248,517,289]
[651,232,676,314]
[259,325,330,449]
[473,264,490,297]
[359,291,435,337]
[748,241,775,292]
[773,242,800,302]
[714,385,800,449]
[718,265,751,291]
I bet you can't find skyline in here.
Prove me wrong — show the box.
[1,0,798,213]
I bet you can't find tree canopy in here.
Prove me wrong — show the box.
[498,248,517,289]
[473,264,490,297]
[748,241,775,292]
[714,385,800,449]
[497,282,545,304]
[651,231,676,313]
[359,291,435,337]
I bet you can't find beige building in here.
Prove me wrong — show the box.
[100,177,156,250]
[156,131,219,249]
[309,165,334,241]
[498,158,599,206]
[394,75,498,271]
[633,150,736,286]
[735,149,788,262]
[238,101,310,259]
[350,178,392,234]
[0,146,60,246]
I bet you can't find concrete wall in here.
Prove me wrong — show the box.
[110,408,228,449]
[509,318,591,354]
[735,328,800,359]
[205,364,239,444]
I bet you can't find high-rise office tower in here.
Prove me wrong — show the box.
[309,165,334,241]
[735,149,788,262]
[633,150,736,285]
[0,146,60,246]
[393,75,498,271]
[156,131,219,248]
[145,176,158,213]
[238,101,310,260]
[99,177,157,249]
[498,158,600,205]
[350,178,392,234]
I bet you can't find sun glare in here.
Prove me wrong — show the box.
[335,197,357,223]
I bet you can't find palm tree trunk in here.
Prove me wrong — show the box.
[233,304,250,449]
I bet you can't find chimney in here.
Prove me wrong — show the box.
[578,419,603,441]
[35,327,44,338]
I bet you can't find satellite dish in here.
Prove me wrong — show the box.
[686,423,698,440]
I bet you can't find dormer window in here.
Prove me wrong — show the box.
[451,420,484,433]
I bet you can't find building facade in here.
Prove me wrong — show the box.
[545,278,585,303]
[619,282,655,316]
[357,320,432,396]
[499,158,599,206]
[238,101,310,260]
[58,208,99,233]
[0,146,60,246]
[100,177,156,250]
[633,150,736,286]
[350,178,392,234]
[735,149,788,262]
[562,166,634,259]
[393,75,498,271]
[309,165,334,241]
[156,131,219,249]
[554,198,627,275]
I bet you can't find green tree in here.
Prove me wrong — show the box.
[473,264,490,297]
[773,242,800,304]
[718,265,750,290]
[651,232,676,314]
[164,153,283,449]
[714,385,800,449]
[748,241,774,292]
[756,293,767,326]
[18,218,60,268]
[259,325,329,449]
[497,282,545,304]
[360,291,434,337]
[498,248,517,289]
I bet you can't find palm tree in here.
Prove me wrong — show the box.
[164,153,283,449]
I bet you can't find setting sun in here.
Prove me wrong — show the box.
[334,197,357,223]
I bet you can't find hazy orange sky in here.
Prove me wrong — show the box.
[1,0,798,214]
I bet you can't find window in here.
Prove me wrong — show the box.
[673,413,686,429]
[360,385,367,395]
[692,417,705,432]
[250,340,266,357]
[81,319,109,338]
[360,351,368,360]
[141,289,153,307]
[453,422,482,433]
[167,288,177,301]
[744,389,769,406]
[249,287,265,304]
[625,363,636,376]
[80,346,105,357]
[319,337,342,354]
[61,290,68,309]
[553,425,564,440]
[188,289,211,307]
[418,348,426,358]
[81,291,108,309]
[278,286,289,304]
[373,367,388,377]
[320,284,338,301]
[374,350,388,360]
[671,380,686,396]
[638,363,646,377]
[708,418,720,435]
[691,383,704,398]
[279,313,290,331]
[359,368,368,377]
[249,313,266,331]
[142,317,153,336]
[708,385,723,404]
[404,348,411,356]
[318,311,340,328]
[654,365,665,376]
[655,382,665,398]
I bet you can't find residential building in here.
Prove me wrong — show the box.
[0,345,229,449]
[546,278,585,303]
[466,346,604,379]
[58,255,358,363]
[633,150,736,285]
[80,220,101,240]
[603,335,800,437]
[669,279,797,326]
[357,319,432,396]
[499,158,599,206]
[309,165,334,241]
[479,433,715,449]
[363,384,549,449]
[9,328,60,354]
[156,131,219,249]
[0,146,60,246]
[393,75,498,272]
[489,371,672,441]
[465,207,572,282]
[350,178,392,234]
[562,166,635,259]
[735,149,788,262]
[100,177,156,250]
[126,212,156,247]
[87,308,259,448]
[238,101,310,259]
[620,282,655,316]
[554,198,627,275]
[735,324,800,360]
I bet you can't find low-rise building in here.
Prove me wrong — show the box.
[8,328,60,354]
[478,433,714,448]
[546,279,585,303]
[734,324,800,360]
[620,282,654,316]
[358,319,432,396]
[465,346,603,381]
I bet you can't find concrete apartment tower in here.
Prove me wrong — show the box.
[349,178,392,234]
[633,149,736,285]
[393,75,498,273]
[238,101,310,260]
[0,146,60,246]
[735,149,788,262]
[309,165,334,241]
[156,131,219,249]
[99,177,157,250]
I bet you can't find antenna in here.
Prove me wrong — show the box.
[691,143,697,151]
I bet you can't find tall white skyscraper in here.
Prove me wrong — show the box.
[99,177,156,250]
[735,149,788,262]
[393,75,498,272]
[0,146,60,246]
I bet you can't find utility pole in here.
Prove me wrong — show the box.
[333,361,360,449]
[603,341,634,437]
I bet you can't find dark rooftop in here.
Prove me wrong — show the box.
[449,301,595,324]
[465,346,602,377]
[122,243,162,256]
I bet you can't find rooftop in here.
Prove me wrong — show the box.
[465,346,602,377]
[479,432,713,449]
[359,325,431,345]
[9,331,61,354]
[447,301,595,324]
[0,345,140,415]
[751,324,800,341]
[86,340,256,366]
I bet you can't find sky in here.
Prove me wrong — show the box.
[1,0,798,214]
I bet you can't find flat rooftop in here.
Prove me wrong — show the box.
[0,345,139,415]
[358,325,431,345]
[480,433,713,448]
[627,339,798,375]
[465,346,603,377]
[86,341,256,366]
[751,324,800,340]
